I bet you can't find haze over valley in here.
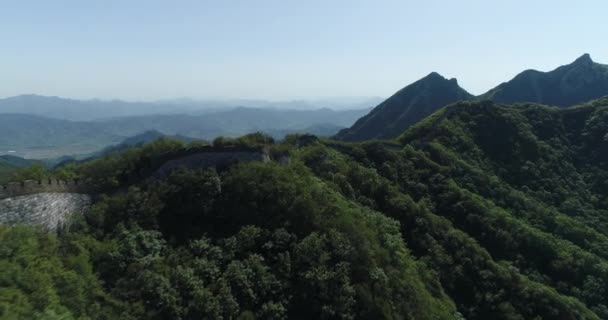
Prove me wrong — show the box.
[0,96,377,158]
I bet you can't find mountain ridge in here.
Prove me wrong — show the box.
[335,72,473,141]
[337,54,608,141]
[479,53,608,106]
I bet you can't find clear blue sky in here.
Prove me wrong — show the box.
[1,0,606,101]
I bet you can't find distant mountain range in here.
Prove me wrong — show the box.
[337,54,608,141]
[0,114,120,159]
[97,107,368,137]
[0,95,381,121]
[0,106,371,159]
[0,95,207,121]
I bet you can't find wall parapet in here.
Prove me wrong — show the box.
[1,147,270,198]
[150,150,268,179]
[0,179,92,200]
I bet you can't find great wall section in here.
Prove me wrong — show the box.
[0,193,92,230]
[0,179,92,200]
[0,147,270,230]
[0,179,93,230]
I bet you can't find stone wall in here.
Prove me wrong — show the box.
[0,147,270,229]
[0,193,92,230]
[112,146,269,185]
[0,179,91,200]
[151,150,269,179]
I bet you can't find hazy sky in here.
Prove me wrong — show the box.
[1,0,607,101]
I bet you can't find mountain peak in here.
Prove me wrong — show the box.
[422,72,446,81]
[335,72,472,141]
[418,72,461,86]
[480,53,607,106]
[573,53,593,64]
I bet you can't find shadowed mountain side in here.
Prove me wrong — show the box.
[336,72,473,141]
[480,54,608,106]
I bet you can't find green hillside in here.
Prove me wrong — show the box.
[310,99,608,318]
[2,98,608,319]
[0,155,36,184]
[0,161,17,184]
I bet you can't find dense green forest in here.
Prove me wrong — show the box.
[0,162,16,184]
[0,155,36,184]
[2,98,608,319]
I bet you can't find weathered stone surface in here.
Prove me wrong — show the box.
[0,179,91,200]
[0,193,92,230]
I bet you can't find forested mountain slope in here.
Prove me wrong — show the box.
[314,98,608,318]
[2,99,608,319]
[335,72,473,141]
[480,54,608,106]
[0,161,18,184]
[0,155,37,183]
[0,136,459,319]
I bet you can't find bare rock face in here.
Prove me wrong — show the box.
[0,193,92,230]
